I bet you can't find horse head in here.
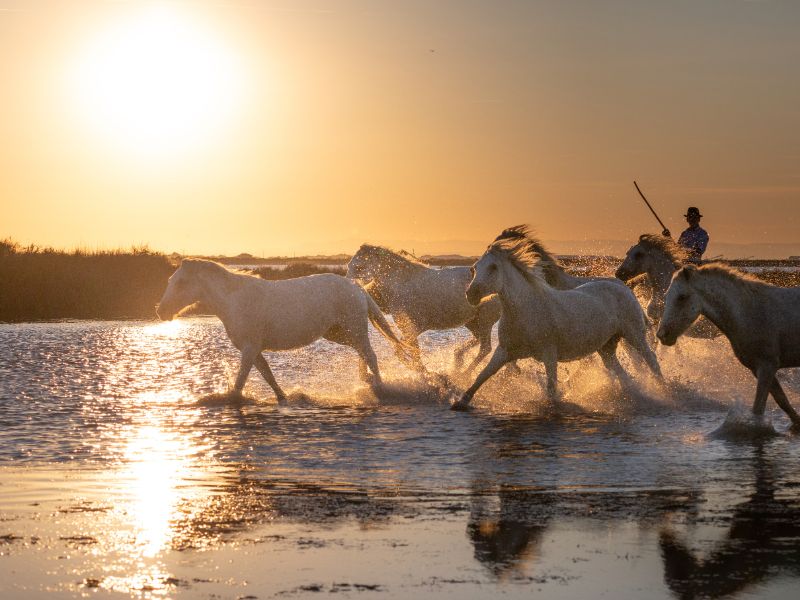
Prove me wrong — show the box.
[656,266,703,345]
[468,226,541,305]
[616,240,649,281]
[618,234,687,282]
[156,259,207,320]
[346,245,382,282]
[466,251,505,306]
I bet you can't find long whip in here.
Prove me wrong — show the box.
[633,180,668,233]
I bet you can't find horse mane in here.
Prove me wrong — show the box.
[181,258,259,284]
[492,225,561,283]
[488,225,548,285]
[680,262,772,305]
[355,244,430,271]
[691,262,767,287]
[636,233,689,266]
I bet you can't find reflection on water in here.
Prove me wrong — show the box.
[1,319,800,598]
[660,446,800,599]
[120,423,206,558]
[468,486,552,580]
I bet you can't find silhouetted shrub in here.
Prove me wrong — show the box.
[252,263,347,280]
[0,241,175,321]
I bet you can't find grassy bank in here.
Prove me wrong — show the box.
[0,241,175,322]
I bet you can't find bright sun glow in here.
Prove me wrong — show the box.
[70,5,246,159]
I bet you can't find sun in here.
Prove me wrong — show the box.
[69,5,246,159]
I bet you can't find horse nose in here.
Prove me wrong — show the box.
[655,326,672,346]
[156,304,173,321]
[614,266,626,280]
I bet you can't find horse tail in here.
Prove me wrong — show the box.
[363,291,414,364]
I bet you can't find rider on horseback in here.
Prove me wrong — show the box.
[663,207,709,263]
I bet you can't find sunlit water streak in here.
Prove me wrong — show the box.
[1,318,800,598]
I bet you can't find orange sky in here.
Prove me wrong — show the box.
[1,0,799,257]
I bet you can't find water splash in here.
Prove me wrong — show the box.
[708,402,779,440]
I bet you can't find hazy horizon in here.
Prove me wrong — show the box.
[8,235,800,261]
[2,0,799,256]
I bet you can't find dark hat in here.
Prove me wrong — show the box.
[684,206,702,218]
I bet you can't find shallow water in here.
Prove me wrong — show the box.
[1,318,800,599]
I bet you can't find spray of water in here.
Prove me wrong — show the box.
[193,321,800,433]
[708,402,779,440]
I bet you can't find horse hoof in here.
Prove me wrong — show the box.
[450,400,472,412]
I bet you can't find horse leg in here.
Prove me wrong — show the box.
[752,365,776,416]
[395,319,424,370]
[460,316,487,369]
[356,342,382,386]
[451,346,509,411]
[464,343,493,374]
[254,353,287,404]
[598,336,634,388]
[326,324,382,386]
[626,328,664,380]
[769,378,800,428]
[453,337,479,368]
[462,324,494,374]
[233,345,257,394]
[543,352,559,404]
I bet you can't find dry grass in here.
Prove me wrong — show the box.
[252,263,347,280]
[0,239,175,322]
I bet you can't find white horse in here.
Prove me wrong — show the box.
[156,259,408,402]
[657,264,800,429]
[616,234,719,338]
[347,229,616,372]
[347,244,500,371]
[452,227,662,410]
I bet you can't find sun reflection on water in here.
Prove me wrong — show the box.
[141,318,188,338]
[100,402,221,594]
[123,424,191,557]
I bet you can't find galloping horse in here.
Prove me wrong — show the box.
[657,263,800,429]
[347,244,500,371]
[348,229,618,372]
[452,226,662,410]
[616,234,719,338]
[157,259,408,402]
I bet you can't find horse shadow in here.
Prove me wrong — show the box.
[659,446,800,599]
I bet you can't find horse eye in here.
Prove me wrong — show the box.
[676,294,688,302]
[488,264,498,272]
[633,251,643,259]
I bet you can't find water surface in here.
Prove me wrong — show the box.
[1,318,799,598]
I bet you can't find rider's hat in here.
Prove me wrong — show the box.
[684,206,702,218]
